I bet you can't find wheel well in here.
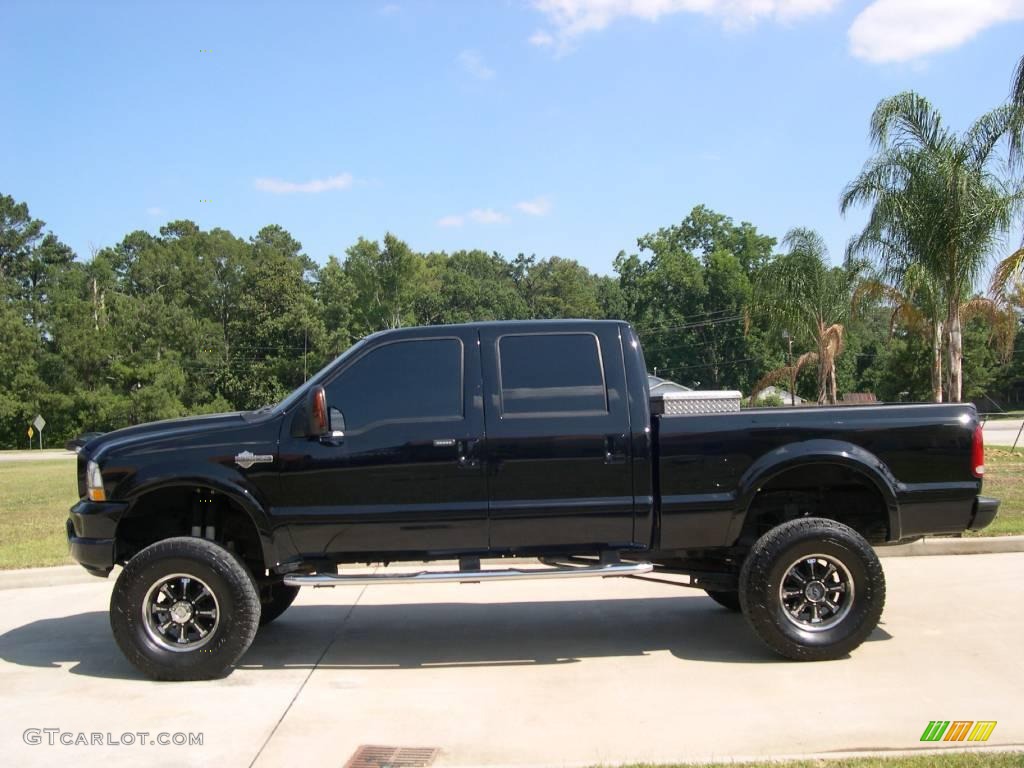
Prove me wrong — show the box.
[741,463,890,546]
[116,486,266,575]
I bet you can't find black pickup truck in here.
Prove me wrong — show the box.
[68,320,998,680]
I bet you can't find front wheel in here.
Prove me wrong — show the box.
[259,582,300,627]
[110,537,261,681]
[739,517,885,661]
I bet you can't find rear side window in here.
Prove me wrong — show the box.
[326,338,463,431]
[498,333,607,416]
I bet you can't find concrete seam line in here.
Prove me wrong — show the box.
[246,570,374,768]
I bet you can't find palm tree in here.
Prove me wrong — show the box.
[1010,53,1024,167]
[990,54,1024,297]
[842,92,1022,401]
[853,264,944,401]
[753,228,865,405]
[854,267,1016,402]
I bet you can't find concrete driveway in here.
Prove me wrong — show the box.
[1,553,1022,768]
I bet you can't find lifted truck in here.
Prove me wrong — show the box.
[67,320,999,680]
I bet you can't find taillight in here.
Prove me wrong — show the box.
[971,425,985,478]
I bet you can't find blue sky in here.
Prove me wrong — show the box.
[2,1,1022,275]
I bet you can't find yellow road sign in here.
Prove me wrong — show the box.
[28,426,34,439]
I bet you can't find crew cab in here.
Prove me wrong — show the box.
[68,320,999,680]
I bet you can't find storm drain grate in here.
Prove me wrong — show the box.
[344,745,440,768]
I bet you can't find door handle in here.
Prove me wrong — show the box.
[457,439,480,469]
[604,434,628,465]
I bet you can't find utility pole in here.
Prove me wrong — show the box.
[303,328,308,381]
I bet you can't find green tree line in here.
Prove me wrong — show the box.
[2,58,1023,448]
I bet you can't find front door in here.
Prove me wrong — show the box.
[480,324,636,550]
[278,328,487,557]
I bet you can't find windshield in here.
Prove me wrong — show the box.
[266,333,378,416]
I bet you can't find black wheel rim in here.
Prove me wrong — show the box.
[142,573,220,652]
[778,554,855,632]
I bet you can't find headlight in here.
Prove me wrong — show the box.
[86,461,106,502]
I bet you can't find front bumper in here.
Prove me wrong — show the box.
[969,496,1000,531]
[66,498,129,576]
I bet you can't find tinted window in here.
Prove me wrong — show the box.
[326,338,462,431]
[499,333,607,416]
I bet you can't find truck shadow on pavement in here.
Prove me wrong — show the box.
[0,595,892,680]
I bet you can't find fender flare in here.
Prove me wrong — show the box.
[726,439,902,544]
[118,466,279,568]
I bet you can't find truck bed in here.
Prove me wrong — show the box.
[652,403,981,550]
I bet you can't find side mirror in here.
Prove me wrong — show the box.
[306,385,328,437]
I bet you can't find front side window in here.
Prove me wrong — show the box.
[326,338,463,432]
[498,333,607,416]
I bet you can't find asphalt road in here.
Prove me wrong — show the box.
[983,417,1024,448]
[1,553,1021,767]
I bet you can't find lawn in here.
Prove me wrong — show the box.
[609,753,1024,768]
[0,459,78,570]
[0,446,1022,570]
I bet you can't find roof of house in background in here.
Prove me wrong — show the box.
[648,374,693,394]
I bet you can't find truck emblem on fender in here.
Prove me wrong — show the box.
[234,451,274,469]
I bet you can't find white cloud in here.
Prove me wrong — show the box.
[468,208,507,224]
[253,173,354,194]
[530,0,837,48]
[515,196,552,216]
[437,208,509,227]
[849,0,1024,64]
[528,29,555,46]
[457,49,495,80]
[145,206,163,216]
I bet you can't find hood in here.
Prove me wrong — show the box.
[86,411,251,460]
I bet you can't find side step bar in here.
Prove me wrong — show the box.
[283,561,653,587]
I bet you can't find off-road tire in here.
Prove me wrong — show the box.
[258,582,300,627]
[704,589,742,611]
[739,517,885,661]
[110,537,261,681]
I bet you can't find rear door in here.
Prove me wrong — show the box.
[479,323,635,550]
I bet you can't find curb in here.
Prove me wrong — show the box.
[876,535,1024,557]
[2,539,1024,590]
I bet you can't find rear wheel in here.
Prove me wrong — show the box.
[739,517,885,661]
[110,537,261,680]
[704,589,741,611]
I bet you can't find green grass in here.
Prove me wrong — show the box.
[966,446,1024,537]
[0,459,78,569]
[0,446,1022,570]
[608,753,1023,768]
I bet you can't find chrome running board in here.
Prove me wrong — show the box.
[283,561,653,587]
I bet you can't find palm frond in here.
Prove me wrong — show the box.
[990,246,1024,300]
[1010,54,1024,168]
[869,92,948,153]
[748,352,818,406]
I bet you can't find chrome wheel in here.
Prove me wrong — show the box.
[778,554,854,632]
[142,573,220,652]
